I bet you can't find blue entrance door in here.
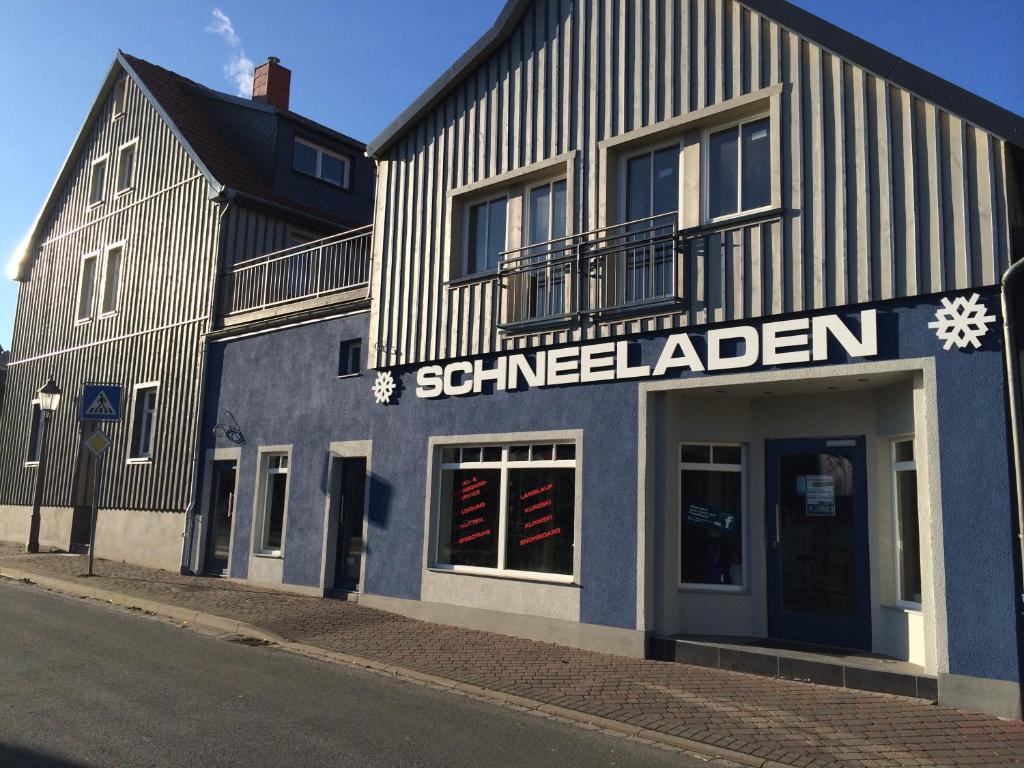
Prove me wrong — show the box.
[765,437,871,650]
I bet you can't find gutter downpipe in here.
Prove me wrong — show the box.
[179,190,232,575]
[1001,254,1024,712]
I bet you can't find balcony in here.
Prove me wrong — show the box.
[221,225,372,319]
[498,214,681,330]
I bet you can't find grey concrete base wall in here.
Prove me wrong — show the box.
[360,593,647,658]
[0,504,183,572]
[939,673,1023,720]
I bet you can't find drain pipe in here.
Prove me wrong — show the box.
[179,193,232,574]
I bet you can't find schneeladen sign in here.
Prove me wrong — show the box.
[415,309,878,399]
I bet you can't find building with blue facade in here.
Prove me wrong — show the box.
[182,0,1024,719]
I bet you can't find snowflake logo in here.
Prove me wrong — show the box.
[928,293,997,350]
[371,371,396,404]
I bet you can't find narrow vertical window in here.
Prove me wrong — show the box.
[100,245,123,316]
[680,443,744,588]
[893,439,921,607]
[112,78,127,117]
[26,402,43,464]
[116,141,137,193]
[77,253,99,323]
[129,385,158,460]
[338,338,362,376]
[89,157,107,206]
[257,454,289,555]
[465,197,507,275]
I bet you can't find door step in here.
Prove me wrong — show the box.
[326,589,359,602]
[649,635,937,701]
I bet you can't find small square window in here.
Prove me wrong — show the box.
[555,444,576,461]
[509,445,530,461]
[441,448,460,464]
[713,445,741,465]
[531,445,553,461]
[338,339,362,376]
[461,447,482,463]
[894,440,914,463]
[680,444,711,464]
[481,446,502,462]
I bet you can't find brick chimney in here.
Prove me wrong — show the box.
[252,56,291,110]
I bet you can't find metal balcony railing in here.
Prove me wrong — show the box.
[222,225,372,316]
[498,213,681,328]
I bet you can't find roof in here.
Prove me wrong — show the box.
[11,52,367,281]
[366,0,1024,158]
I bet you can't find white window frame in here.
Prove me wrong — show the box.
[25,399,42,467]
[701,112,774,225]
[88,154,108,208]
[112,78,127,119]
[431,441,579,584]
[115,139,138,195]
[338,338,362,378]
[76,251,100,325]
[127,382,159,463]
[253,449,291,557]
[892,437,922,610]
[678,441,747,592]
[293,138,350,188]
[618,139,685,230]
[460,193,509,277]
[99,241,125,318]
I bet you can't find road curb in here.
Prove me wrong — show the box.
[2,566,781,767]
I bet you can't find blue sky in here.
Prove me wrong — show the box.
[1,0,1022,351]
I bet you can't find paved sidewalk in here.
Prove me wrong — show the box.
[2,543,1023,768]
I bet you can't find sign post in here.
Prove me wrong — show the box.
[79,383,123,576]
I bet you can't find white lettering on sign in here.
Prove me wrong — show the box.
[415,309,878,399]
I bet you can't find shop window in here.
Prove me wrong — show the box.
[435,442,576,579]
[706,116,771,221]
[256,453,289,556]
[680,443,744,589]
[129,384,158,461]
[893,439,921,607]
[338,338,362,377]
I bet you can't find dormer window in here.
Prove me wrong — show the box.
[112,78,127,119]
[89,156,108,207]
[293,138,349,188]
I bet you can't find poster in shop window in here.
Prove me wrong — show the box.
[804,474,836,517]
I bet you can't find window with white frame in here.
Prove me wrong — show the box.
[435,442,577,578]
[256,453,289,555]
[464,196,508,276]
[26,402,43,464]
[116,140,137,193]
[77,253,99,323]
[112,78,127,118]
[89,156,107,206]
[706,116,771,221]
[680,443,744,588]
[893,438,921,607]
[129,385,158,460]
[293,138,349,188]
[338,338,362,376]
[100,244,123,316]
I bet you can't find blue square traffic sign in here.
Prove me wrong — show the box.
[80,383,124,422]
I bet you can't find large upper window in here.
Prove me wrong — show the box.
[465,196,508,275]
[707,116,771,220]
[625,146,679,225]
[256,453,289,556]
[435,442,577,579]
[293,138,349,188]
[680,443,744,589]
[893,439,921,607]
[129,385,158,461]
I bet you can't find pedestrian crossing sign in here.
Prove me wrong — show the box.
[80,383,124,422]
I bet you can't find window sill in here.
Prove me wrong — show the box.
[446,269,499,288]
[24,461,40,468]
[252,551,283,559]
[884,602,923,614]
[427,565,577,587]
[336,372,362,379]
[87,201,105,211]
[678,583,748,595]
[693,206,783,234]
[112,111,125,121]
[75,318,94,327]
[294,167,347,190]
[99,311,118,320]
[126,457,152,465]
[115,187,135,198]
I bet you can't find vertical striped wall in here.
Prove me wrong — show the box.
[0,69,222,511]
[369,0,1016,369]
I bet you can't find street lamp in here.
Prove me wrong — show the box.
[26,375,62,554]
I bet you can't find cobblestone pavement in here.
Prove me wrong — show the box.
[2,543,1023,767]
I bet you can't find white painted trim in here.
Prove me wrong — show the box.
[700,112,774,225]
[115,137,139,195]
[321,440,373,593]
[88,153,109,207]
[127,381,160,462]
[98,240,126,319]
[24,399,42,467]
[75,250,100,325]
[891,435,923,609]
[251,445,292,558]
[294,136,351,188]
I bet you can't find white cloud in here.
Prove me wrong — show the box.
[206,8,254,97]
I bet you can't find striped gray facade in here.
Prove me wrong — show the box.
[368,0,1024,368]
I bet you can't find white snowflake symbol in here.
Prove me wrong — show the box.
[928,293,997,350]
[371,371,396,404]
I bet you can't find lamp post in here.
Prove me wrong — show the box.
[26,376,62,554]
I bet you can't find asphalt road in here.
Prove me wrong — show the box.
[0,578,710,768]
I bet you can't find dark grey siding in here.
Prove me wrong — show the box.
[0,71,222,511]
[368,0,1015,368]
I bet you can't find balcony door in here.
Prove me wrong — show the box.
[523,178,568,321]
[622,146,678,304]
